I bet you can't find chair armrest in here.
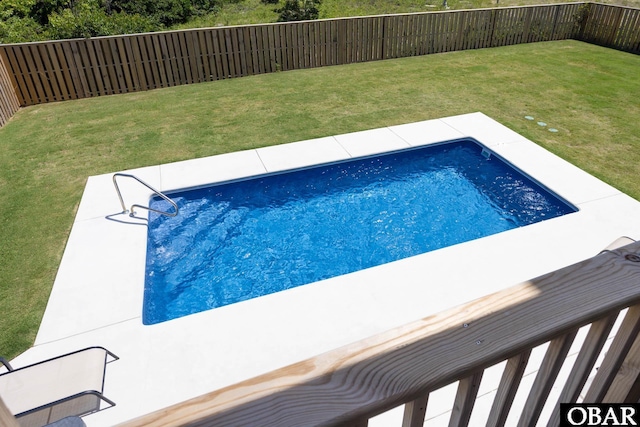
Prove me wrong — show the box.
[16,390,116,426]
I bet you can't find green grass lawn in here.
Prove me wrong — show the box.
[1,39,640,359]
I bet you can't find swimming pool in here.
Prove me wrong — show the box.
[143,138,576,324]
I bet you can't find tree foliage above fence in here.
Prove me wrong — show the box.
[273,0,321,22]
[0,0,241,43]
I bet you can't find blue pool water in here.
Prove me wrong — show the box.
[143,139,576,324]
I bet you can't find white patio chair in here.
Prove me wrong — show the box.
[0,347,118,427]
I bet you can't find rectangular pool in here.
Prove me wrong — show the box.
[143,138,576,324]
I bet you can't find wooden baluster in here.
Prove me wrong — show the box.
[402,394,429,427]
[517,329,578,426]
[583,304,640,403]
[547,314,618,426]
[603,314,640,402]
[486,350,531,427]
[449,371,484,427]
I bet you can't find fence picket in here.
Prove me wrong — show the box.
[321,20,329,65]
[40,43,63,101]
[65,42,89,98]
[191,32,204,83]
[107,38,121,92]
[153,34,169,87]
[121,37,139,91]
[176,32,191,83]
[93,39,114,95]
[23,45,43,102]
[157,34,171,86]
[619,8,636,48]
[109,38,125,92]
[141,35,159,89]
[210,30,224,79]
[22,44,42,102]
[51,43,75,99]
[231,28,244,77]
[248,27,259,74]
[113,37,131,93]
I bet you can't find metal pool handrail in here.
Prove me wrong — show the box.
[112,173,178,218]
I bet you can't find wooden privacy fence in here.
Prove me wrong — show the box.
[0,2,588,108]
[0,2,638,125]
[117,241,640,426]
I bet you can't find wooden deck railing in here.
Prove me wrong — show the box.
[113,240,640,426]
[2,240,640,426]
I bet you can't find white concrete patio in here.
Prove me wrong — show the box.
[7,112,640,426]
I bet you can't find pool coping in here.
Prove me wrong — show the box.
[9,112,640,426]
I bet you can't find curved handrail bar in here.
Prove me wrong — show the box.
[112,173,178,218]
[0,358,12,372]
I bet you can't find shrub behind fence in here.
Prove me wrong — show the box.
[0,2,638,127]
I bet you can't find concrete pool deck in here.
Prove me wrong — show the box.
[7,112,640,426]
